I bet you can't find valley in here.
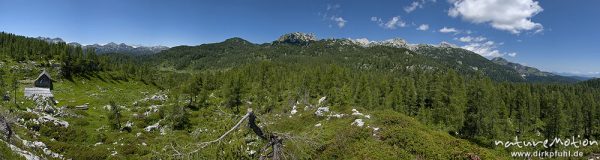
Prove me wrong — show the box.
[0,32,599,159]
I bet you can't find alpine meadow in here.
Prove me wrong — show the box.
[1,0,600,159]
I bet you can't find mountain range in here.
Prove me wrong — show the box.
[36,36,169,55]
[147,32,583,83]
[36,32,587,83]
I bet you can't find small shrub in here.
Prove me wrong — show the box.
[167,105,191,130]
[20,112,38,121]
[73,118,90,126]
[107,101,122,130]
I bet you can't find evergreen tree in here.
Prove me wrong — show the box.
[107,101,122,130]
[168,104,191,130]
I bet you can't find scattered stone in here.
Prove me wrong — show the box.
[75,103,89,110]
[351,109,363,116]
[22,139,64,159]
[315,107,330,116]
[351,119,365,127]
[22,140,46,148]
[144,105,161,116]
[327,113,344,119]
[290,105,297,116]
[103,105,112,110]
[144,121,161,132]
[122,121,133,132]
[38,115,69,128]
[318,96,327,105]
[314,123,322,127]
[144,93,168,102]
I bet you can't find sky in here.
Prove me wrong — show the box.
[0,0,599,76]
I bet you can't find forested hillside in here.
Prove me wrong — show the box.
[1,32,599,159]
[582,78,600,88]
[148,37,530,82]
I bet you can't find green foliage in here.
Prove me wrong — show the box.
[167,105,191,130]
[107,101,122,130]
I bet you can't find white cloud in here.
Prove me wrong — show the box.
[326,4,341,11]
[404,0,437,13]
[457,36,486,42]
[385,16,406,29]
[372,16,407,29]
[370,17,379,22]
[460,40,515,57]
[404,1,423,13]
[331,16,347,28]
[439,27,459,33]
[448,0,543,34]
[323,4,346,28]
[417,24,429,31]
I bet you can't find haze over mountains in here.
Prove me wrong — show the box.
[36,36,169,55]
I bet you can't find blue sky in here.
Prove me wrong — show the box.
[1,0,599,76]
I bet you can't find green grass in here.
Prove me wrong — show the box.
[0,140,25,160]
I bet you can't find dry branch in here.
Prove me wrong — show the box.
[196,108,252,148]
[167,108,288,159]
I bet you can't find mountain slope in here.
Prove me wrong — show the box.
[581,78,600,88]
[491,57,580,83]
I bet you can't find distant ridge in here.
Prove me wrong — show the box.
[35,36,168,55]
[491,57,581,83]
[68,42,169,55]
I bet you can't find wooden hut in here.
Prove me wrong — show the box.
[34,70,53,90]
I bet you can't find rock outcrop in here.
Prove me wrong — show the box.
[275,32,317,45]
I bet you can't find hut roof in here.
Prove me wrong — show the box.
[24,87,53,98]
[36,70,52,80]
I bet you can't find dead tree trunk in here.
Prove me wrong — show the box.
[188,108,286,159]
[248,110,266,140]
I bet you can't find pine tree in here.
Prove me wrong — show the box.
[168,104,191,130]
[107,101,122,130]
[224,76,243,113]
[442,70,467,133]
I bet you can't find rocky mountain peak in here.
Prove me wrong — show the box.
[379,38,408,48]
[36,37,64,44]
[439,41,457,48]
[275,32,317,45]
[491,57,509,65]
